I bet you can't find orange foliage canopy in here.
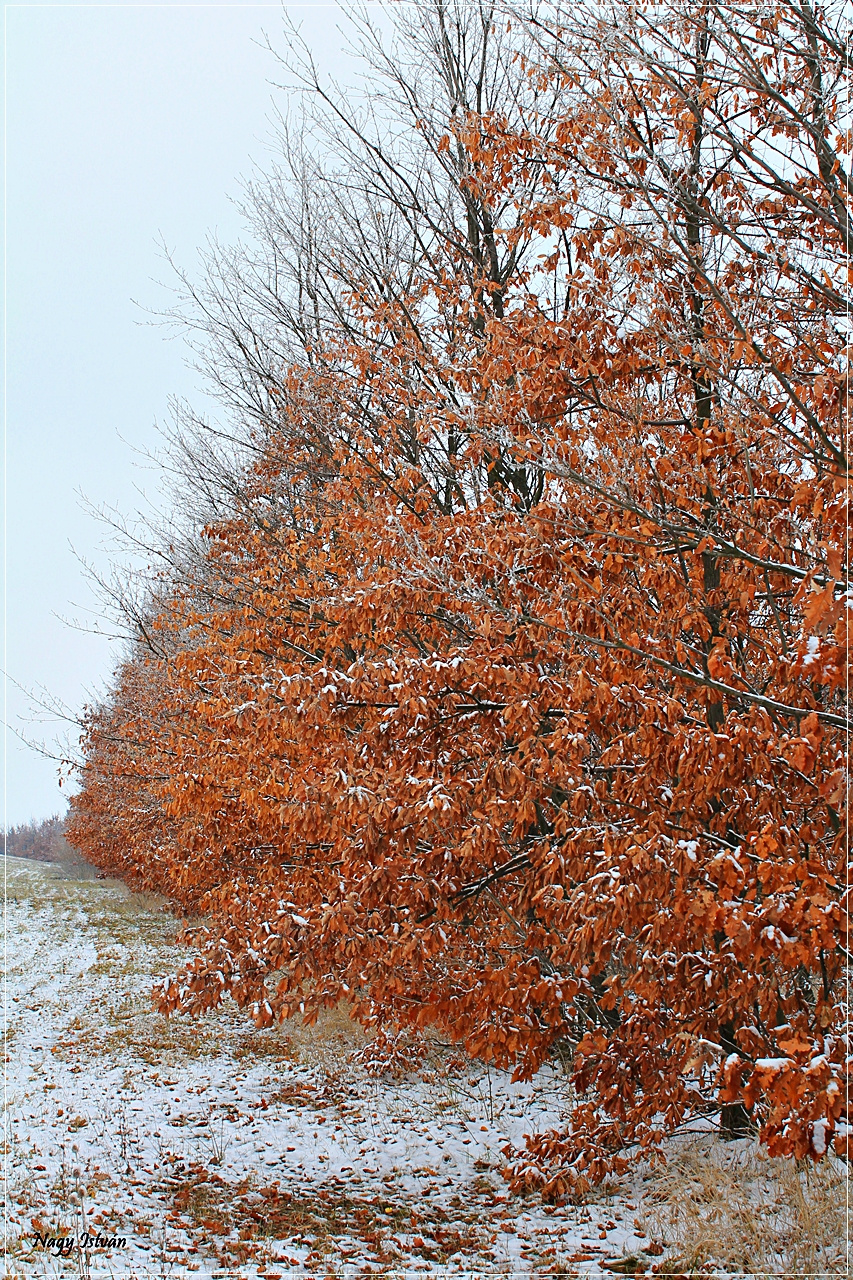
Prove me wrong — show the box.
[69,2,848,1193]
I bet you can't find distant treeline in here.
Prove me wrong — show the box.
[5,814,91,867]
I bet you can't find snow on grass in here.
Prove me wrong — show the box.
[4,856,845,1278]
[4,857,652,1277]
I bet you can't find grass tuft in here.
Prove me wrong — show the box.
[643,1136,846,1276]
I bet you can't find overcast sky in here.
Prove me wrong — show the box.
[4,2,367,827]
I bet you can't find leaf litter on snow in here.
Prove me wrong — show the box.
[5,857,842,1278]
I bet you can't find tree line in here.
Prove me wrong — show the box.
[5,814,91,869]
[67,0,848,1195]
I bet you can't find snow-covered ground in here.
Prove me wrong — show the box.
[5,856,845,1278]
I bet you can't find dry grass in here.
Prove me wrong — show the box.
[642,1136,847,1276]
[279,1002,367,1070]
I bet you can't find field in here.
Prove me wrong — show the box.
[4,857,845,1279]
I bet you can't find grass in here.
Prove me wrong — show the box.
[279,1002,367,1068]
[9,859,362,1074]
[9,857,848,1277]
[642,1135,847,1276]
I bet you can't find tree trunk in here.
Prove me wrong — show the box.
[720,1101,753,1139]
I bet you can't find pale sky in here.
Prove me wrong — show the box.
[4,2,365,827]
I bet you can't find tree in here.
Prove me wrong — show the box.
[68,0,848,1195]
[4,814,89,869]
